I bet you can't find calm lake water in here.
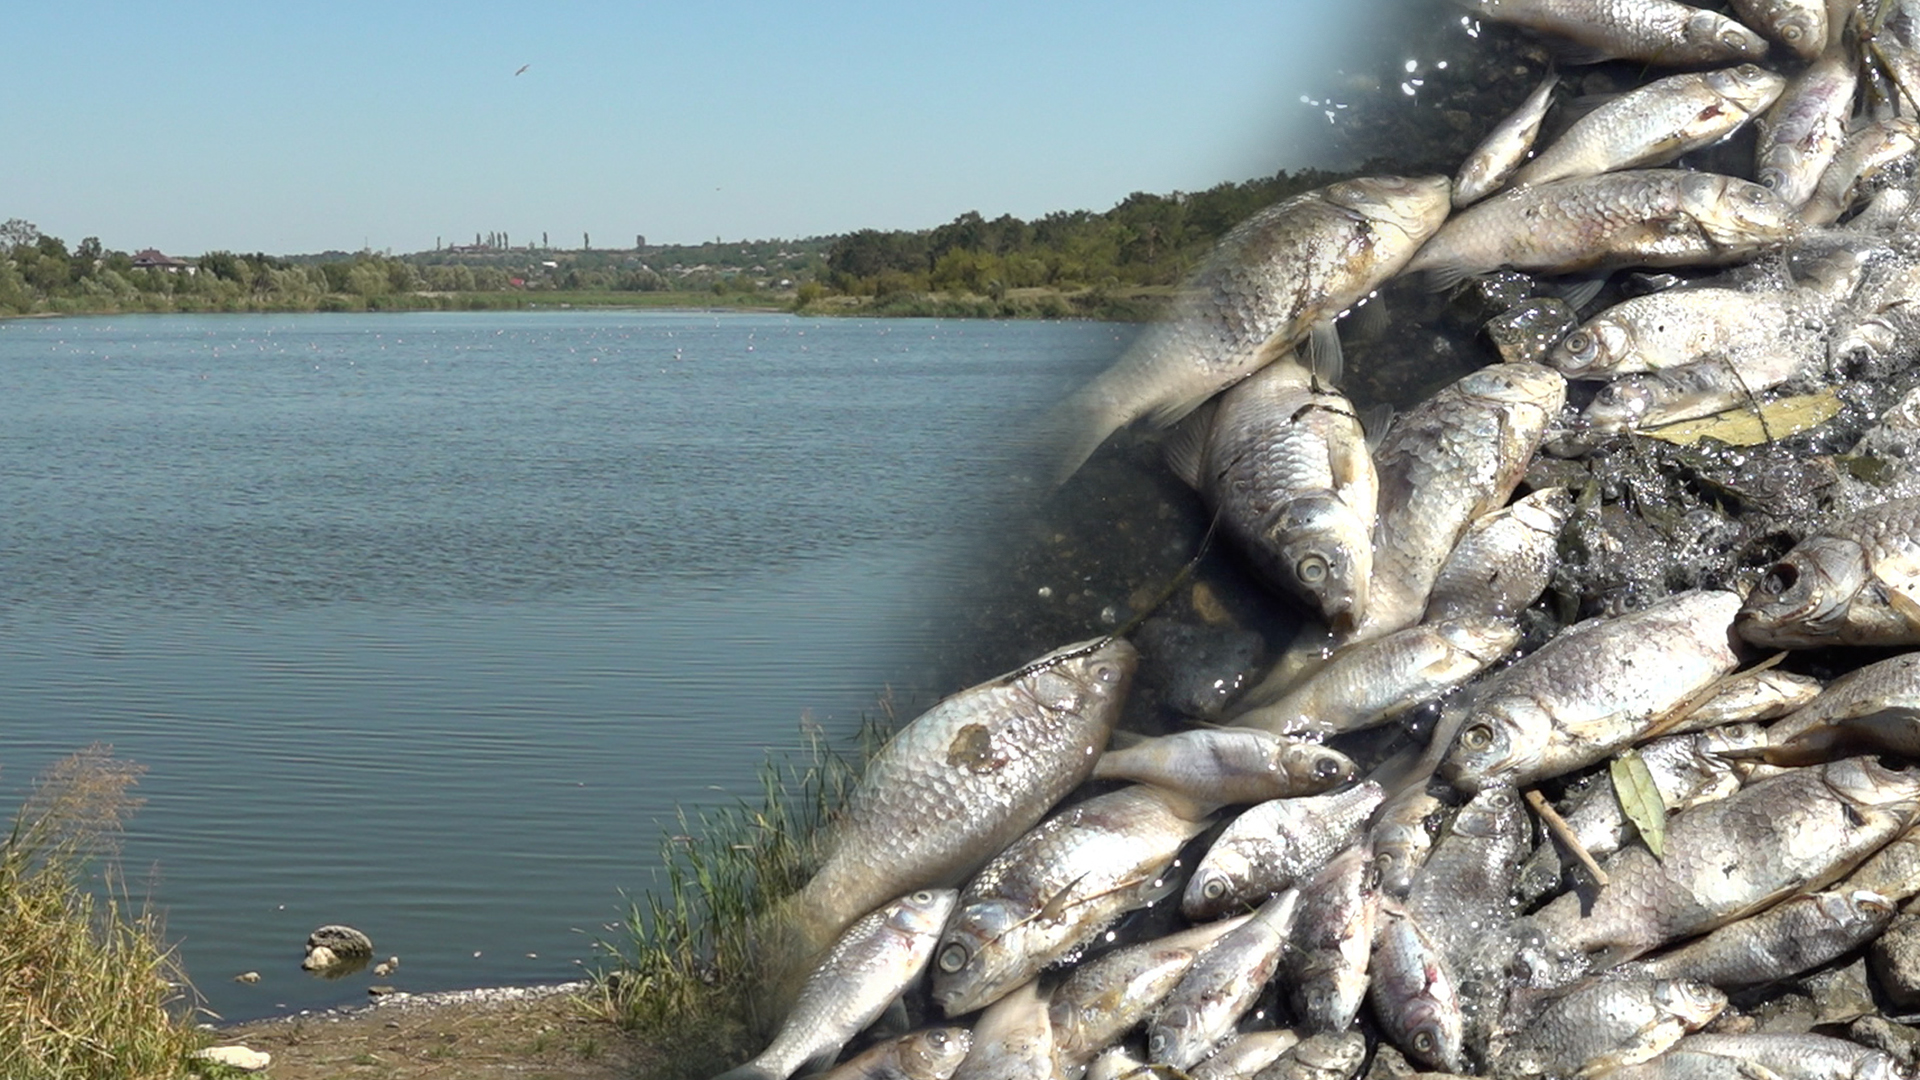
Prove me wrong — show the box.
[0,310,1128,1021]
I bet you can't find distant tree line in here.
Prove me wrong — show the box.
[0,165,1352,319]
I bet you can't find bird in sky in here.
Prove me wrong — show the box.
[514,64,530,76]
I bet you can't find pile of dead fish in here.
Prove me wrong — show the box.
[712,1,1920,1078]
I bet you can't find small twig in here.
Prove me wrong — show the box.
[1526,789,1609,887]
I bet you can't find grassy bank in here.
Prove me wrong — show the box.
[0,747,207,1079]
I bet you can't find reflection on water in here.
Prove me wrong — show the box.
[0,310,1126,1019]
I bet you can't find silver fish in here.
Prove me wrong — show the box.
[1732,0,1828,58]
[1165,355,1378,629]
[933,785,1208,1016]
[1737,496,1920,647]
[1424,488,1574,623]
[1842,816,1920,901]
[1442,590,1742,792]
[817,1029,974,1080]
[1183,782,1385,919]
[1630,888,1894,987]
[1765,651,1920,764]
[1757,44,1857,208]
[950,979,1056,1080]
[1407,786,1531,975]
[1582,350,1810,435]
[1512,66,1783,189]
[1547,287,1816,378]
[784,638,1135,960]
[1370,904,1467,1073]
[1233,617,1521,738]
[1190,1030,1302,1080]
[1456,70,1561,207]
[1047,918,1248,1072]
[1092,728,1355,807]
[1659,668,1822,733]
[1286,843,1379,1034]
[1803,116,1920,226]
[1047,176,1451,481]
[1363,363,1567,639]
[1404,171,1800,290]
[1148,890,1299,1070]
[1253,1031,1366,1080]
[1498,978,1725,1078]
[1458,0,1768,66]
[721,889,958,1080]
[1530,757,1920,965]
[1673,1032,1907,1080]
[1372,786,1447,899]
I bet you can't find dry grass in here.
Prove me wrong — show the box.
[0,745,206,1079]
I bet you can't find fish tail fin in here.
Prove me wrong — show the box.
[1036,383,1134,486]
[752,887,839,1021]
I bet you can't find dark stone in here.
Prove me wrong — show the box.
[307,924,374,959]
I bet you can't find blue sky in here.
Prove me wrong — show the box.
[4,2,1389,255]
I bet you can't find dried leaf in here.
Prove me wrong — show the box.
[1611,749,1666,859]
[1640,390,1842,447]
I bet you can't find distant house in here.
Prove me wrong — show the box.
[131,248,194,274]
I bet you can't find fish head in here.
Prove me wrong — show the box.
[1459,361,1568,413]
[1705,63,1788,112]
[1652,980,1727,1028]
[1735,537,1872,647]
[930,901,1023,1016]
[1145,1003,1207,1070]
[896,1027,973,1080]
[1686,175,1800,253]
[1014,636,1139,716]
[1323,175,1453,244]
[1549,318,1635,376]
[1264,493,1373,630]
[1759,4,1824,61]
[1821,756,1920,820]
[1450,784,1527,842]
[886,888,960,938]
[1271,738,1358,794]
[1442,700,1549,792]
[1583,376,1658,434]
[1681,10,1767,59]
[1181,857,1250,920]
[1434,616,1523,665]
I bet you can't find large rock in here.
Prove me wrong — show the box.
[194,1046,271,1072]
[306,924,373,959]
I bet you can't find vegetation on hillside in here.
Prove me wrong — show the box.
[0,164,1350,321]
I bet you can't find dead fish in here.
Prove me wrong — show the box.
[949,980,1055,1080]
[1183,782,1385,919]
[1189,1029,1303,1080]
[1362,363,1567,639]
[1498,978,1725,1078]
[1737,496,1920,647]
[1530,757,1920,965]
[817,1028,973,1080]
[1257,1031,1367,1080]
[1455,69,1562,206]
[1756,43,1857,209]
[1442,590,1742,792]
[1404,171,1800,290]
[1424,488,1573,623]
[1372,785,1447,899]
[1582,350,1811,435]
[1407,786,1531,975]
[1370,903,1467,1073]
[1511,65,1784,189]
[1047,917,1248,1072]
[1233,617,1521,738]
[1046,176,1451,481]
[1731,0,1827,58]
[1670,1032,1907,1080]
[719,890,957,1080]
[1286,843,1379,1033]
[933,785,1208,1016]
[1629,888,1894,987]
[1547,287,1814,378]
[1092,728,1355,807]
[1164,355,1378,629]
[1764,651,1920,763]
[783,638,1135,962]
[1658,668,1822,733]
[1803,116,1920,226]
[1457,0,1768,66]
[1148,890,1299,1069]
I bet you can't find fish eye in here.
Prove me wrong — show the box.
[911,890,934,904]
[1761,563,1799,595]
[1314,756,1344,780]
[1297,553,1330,584]
[1719,27,1747,47]
[1736,63,1762,77]
[1148,1031,1170,1057]
[1562,330,1596,365]
[926,1031,949,1048]
[1780,22,1805,41]
[1091,660,1122,683]
[1489,789,1516,809]
[937,941,969,973]
[1461,723,1494,751]
[1413,1030,1436,1054]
